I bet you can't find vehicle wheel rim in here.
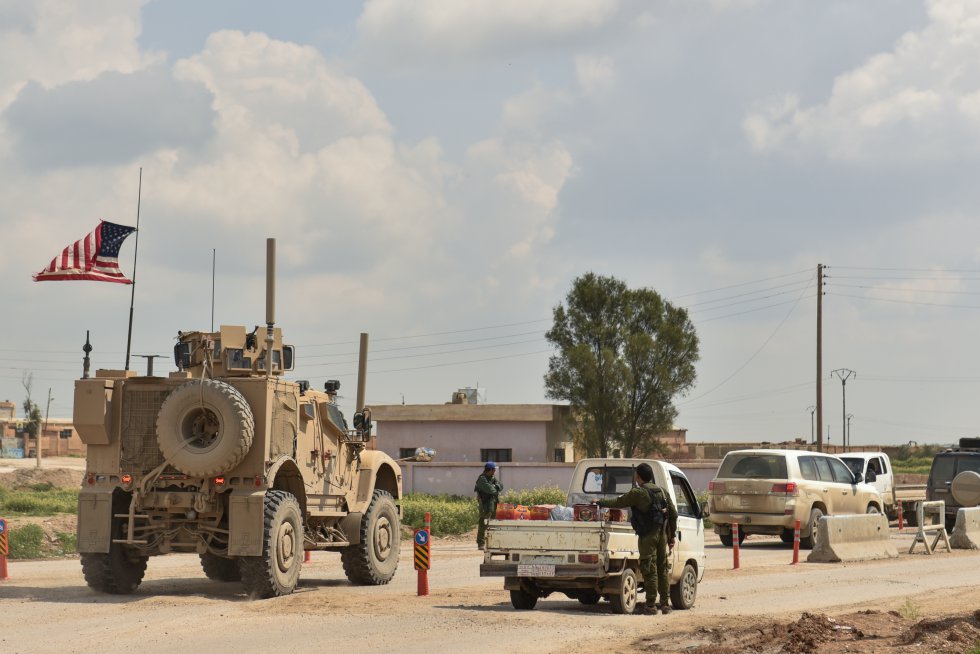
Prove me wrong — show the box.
[374,515,392,562]
[182,408,221,449]
[623,574,637,611]
[276,520,296,574]
[683,569,696,605]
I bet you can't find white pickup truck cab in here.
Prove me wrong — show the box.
[839,451,926,522]
[479,458,706,614]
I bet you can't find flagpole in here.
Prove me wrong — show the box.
[124,167,142,371]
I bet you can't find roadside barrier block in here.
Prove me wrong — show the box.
[806,514,898,563]
[950,507,980,550]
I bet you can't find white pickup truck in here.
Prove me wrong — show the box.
[839,451,926,523]
[479,458,707,614]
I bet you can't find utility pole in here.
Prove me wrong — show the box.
[39,387,52,469]
[831,368,855,452]
[847,413,853,449]
[816,264,824,452]
[807,405,816,444]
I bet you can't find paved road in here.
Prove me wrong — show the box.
[1,530,978,654]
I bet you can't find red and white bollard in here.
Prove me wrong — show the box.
[0,518,8,580]
[304,550,311,563]
[791,519,800,565]
[732,522,740,570]
[897,500,904,533]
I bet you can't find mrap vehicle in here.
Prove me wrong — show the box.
[480,458,706,614]
[73,239,402,598]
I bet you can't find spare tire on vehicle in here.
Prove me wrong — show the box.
[156,380,254,477]
[951,471,980,507]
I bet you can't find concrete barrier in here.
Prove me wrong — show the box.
[806,514,898,563]
[950,507,980,550]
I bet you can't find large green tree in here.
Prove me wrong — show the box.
[544,273,699,458]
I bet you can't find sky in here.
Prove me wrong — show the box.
[2,0,980,447]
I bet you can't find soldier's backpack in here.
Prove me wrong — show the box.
[630,486,669,537]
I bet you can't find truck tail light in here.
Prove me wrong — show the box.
[87,473,95,486]
[121,474,133,489]
[213,476,225,487]
[709,481,725,493]
[578,554,599,564]
[771,482,798,496]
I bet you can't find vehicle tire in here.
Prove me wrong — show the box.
[609,567,638,615]
[510,588,538,610]
[200,553,241,582]
[340,489,400,585]
[156,380,254,477]
[903,508,918,528]
[80,517,148,594]
[669,563,698,610]
[576,590,601,605]
[951,471,980,507]
[866,504,880,514]
[719,530,746,547]
[779,529,794,544]
[801,507,824,549]
[238,490,303,598]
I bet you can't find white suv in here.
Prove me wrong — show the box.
[709,449,884,548]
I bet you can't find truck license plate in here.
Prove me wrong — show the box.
[518,564,555,577]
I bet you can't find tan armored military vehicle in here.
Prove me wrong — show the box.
[73,239,402,598]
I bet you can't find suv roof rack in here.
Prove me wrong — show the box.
[957,437,980,451]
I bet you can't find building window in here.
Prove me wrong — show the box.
[554,448,565,463]
[399,448,418,459]
[481,448,512,463]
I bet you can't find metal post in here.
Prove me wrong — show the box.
[831,369,855,452]
[39,388,51,469]
[807,405,815,445]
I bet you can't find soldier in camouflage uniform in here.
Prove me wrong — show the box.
[598,462,678,614]
[475,461,503,549]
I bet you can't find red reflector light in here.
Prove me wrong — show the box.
[87,474,95,486]
[254,476,263,488]
[121,474,133,486]
[578,554,599,564]
[213,476,225,486]
[709,481,725,492]
[771,482,797,494]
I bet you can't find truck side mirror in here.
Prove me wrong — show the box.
[699,500,710,519]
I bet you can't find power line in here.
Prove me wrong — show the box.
[828,292,980,310]
[831,266,980,273]
[686,285,814,314]
[682,279,814,309]
[693,294,816,323]
[299,318,552,348]
[300,329,546,360]
[671,268,812,299]
[301,337,546,369]
[828,283,980,296]
[682,273,815,403]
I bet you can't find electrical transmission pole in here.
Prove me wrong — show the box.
[816,264,824,452]
[831,368,855,452]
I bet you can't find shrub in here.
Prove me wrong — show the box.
[8,523,45,559]
[54,530,77,555]
[402,494,480,536]
[499,485,567,507]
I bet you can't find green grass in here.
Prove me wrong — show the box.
[53,530,77,555]
[401,485,568,536]
[899,597,920,620]
[891,457,933,476]
[7,523,45,559]
[0,485,78,516]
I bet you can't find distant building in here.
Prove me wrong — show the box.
[372,390,574,464]
[371,389,687,464]
[0,400,15,422]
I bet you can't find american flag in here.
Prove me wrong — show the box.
[33,220,137,284]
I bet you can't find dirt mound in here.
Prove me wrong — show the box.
[639,608,980,653]
[0,467,83,489]
[898,610,980,650]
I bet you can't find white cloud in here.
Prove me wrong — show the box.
[575,55,616,96]
[0,0,160,110]
[357,0,622,62]
[743,0,980,163]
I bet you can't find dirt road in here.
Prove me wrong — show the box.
[2,531,979,653]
